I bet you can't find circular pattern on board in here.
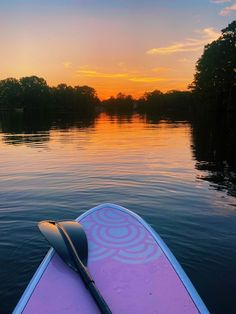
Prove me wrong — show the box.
[82,207,162,264]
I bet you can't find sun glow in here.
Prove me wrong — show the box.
[0,0,232,99]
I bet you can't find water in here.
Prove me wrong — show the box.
[0,113,236,313]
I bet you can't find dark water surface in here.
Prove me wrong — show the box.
[0,113,236,313]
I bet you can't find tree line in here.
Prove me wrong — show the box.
[0,76,100,115]
[0,76,194,118]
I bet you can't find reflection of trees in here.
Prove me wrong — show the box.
[191,111,236,196]
[0,112,49,146]
[0,111,51,134]
[2,133,50,146]
[0,111,97,146]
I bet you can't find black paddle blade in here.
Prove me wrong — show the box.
[38,220,88,272]
[57,221,88,266]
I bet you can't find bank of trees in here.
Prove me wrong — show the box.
[0,76,192,117]
[100,90,192,120]
[137,90,192,115]
[0,76,100,114]
[190,20,236,112]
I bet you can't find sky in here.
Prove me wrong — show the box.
[0,0,235,99]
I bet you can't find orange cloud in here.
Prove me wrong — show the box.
[147,27,220,55]
[147,43,203,55]
[151,67,170,73]
[129,77,166,83]
[76,68,167,84]
[76,69,129,79]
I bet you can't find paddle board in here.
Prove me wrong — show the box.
[13,203,209,313]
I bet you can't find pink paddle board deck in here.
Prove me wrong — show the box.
[14,203,208,313]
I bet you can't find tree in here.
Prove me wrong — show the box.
[19,76,49,110]
[73,85,100,113]
[74,85,97,99]
[0,78,22,110]
[190,21,236,111]
[51,83,74,109]
[137,90,164,113]
[102,93,134,114]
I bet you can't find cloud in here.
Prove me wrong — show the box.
[63,62,71,69]
[220,3,236,15]
[198,27,221,39]
[77,69,128,78]
[152,67,170,73]
[129,77,166,83]
[211,0,236,16]
[211,0,231,3]
[76,68,166,83]
[147,43,203,55]
[147,27,220,55]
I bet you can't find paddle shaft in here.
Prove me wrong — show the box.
[58,223,112,314]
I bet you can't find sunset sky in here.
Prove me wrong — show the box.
[0,0,235,99]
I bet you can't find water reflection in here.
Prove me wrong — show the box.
[0,111,97,146]
[0,111,236,198]
[191,112,236,197]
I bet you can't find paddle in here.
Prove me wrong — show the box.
[38,220,112,314]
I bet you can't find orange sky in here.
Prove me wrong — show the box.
[0,1,235,99]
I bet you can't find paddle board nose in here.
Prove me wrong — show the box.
[14,203,209,314]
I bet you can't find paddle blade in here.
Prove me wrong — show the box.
[38,220,88,271]
[57,221,88,266]
[38,221,77,272]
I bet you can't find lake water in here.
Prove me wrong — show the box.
[0,113,236,313]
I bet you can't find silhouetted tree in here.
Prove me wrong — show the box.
[0,78,22,110]
[73,85,100,112]
[51,83,74,110]
[137,89,191,119]
[102,93,134,114]
[190,20,236,111]
[74,85,97,100]
[138,90,163,113]
[19,76,50,111]
[50,84,99,114]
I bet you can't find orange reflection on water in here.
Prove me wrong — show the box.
[0,114,194,187]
